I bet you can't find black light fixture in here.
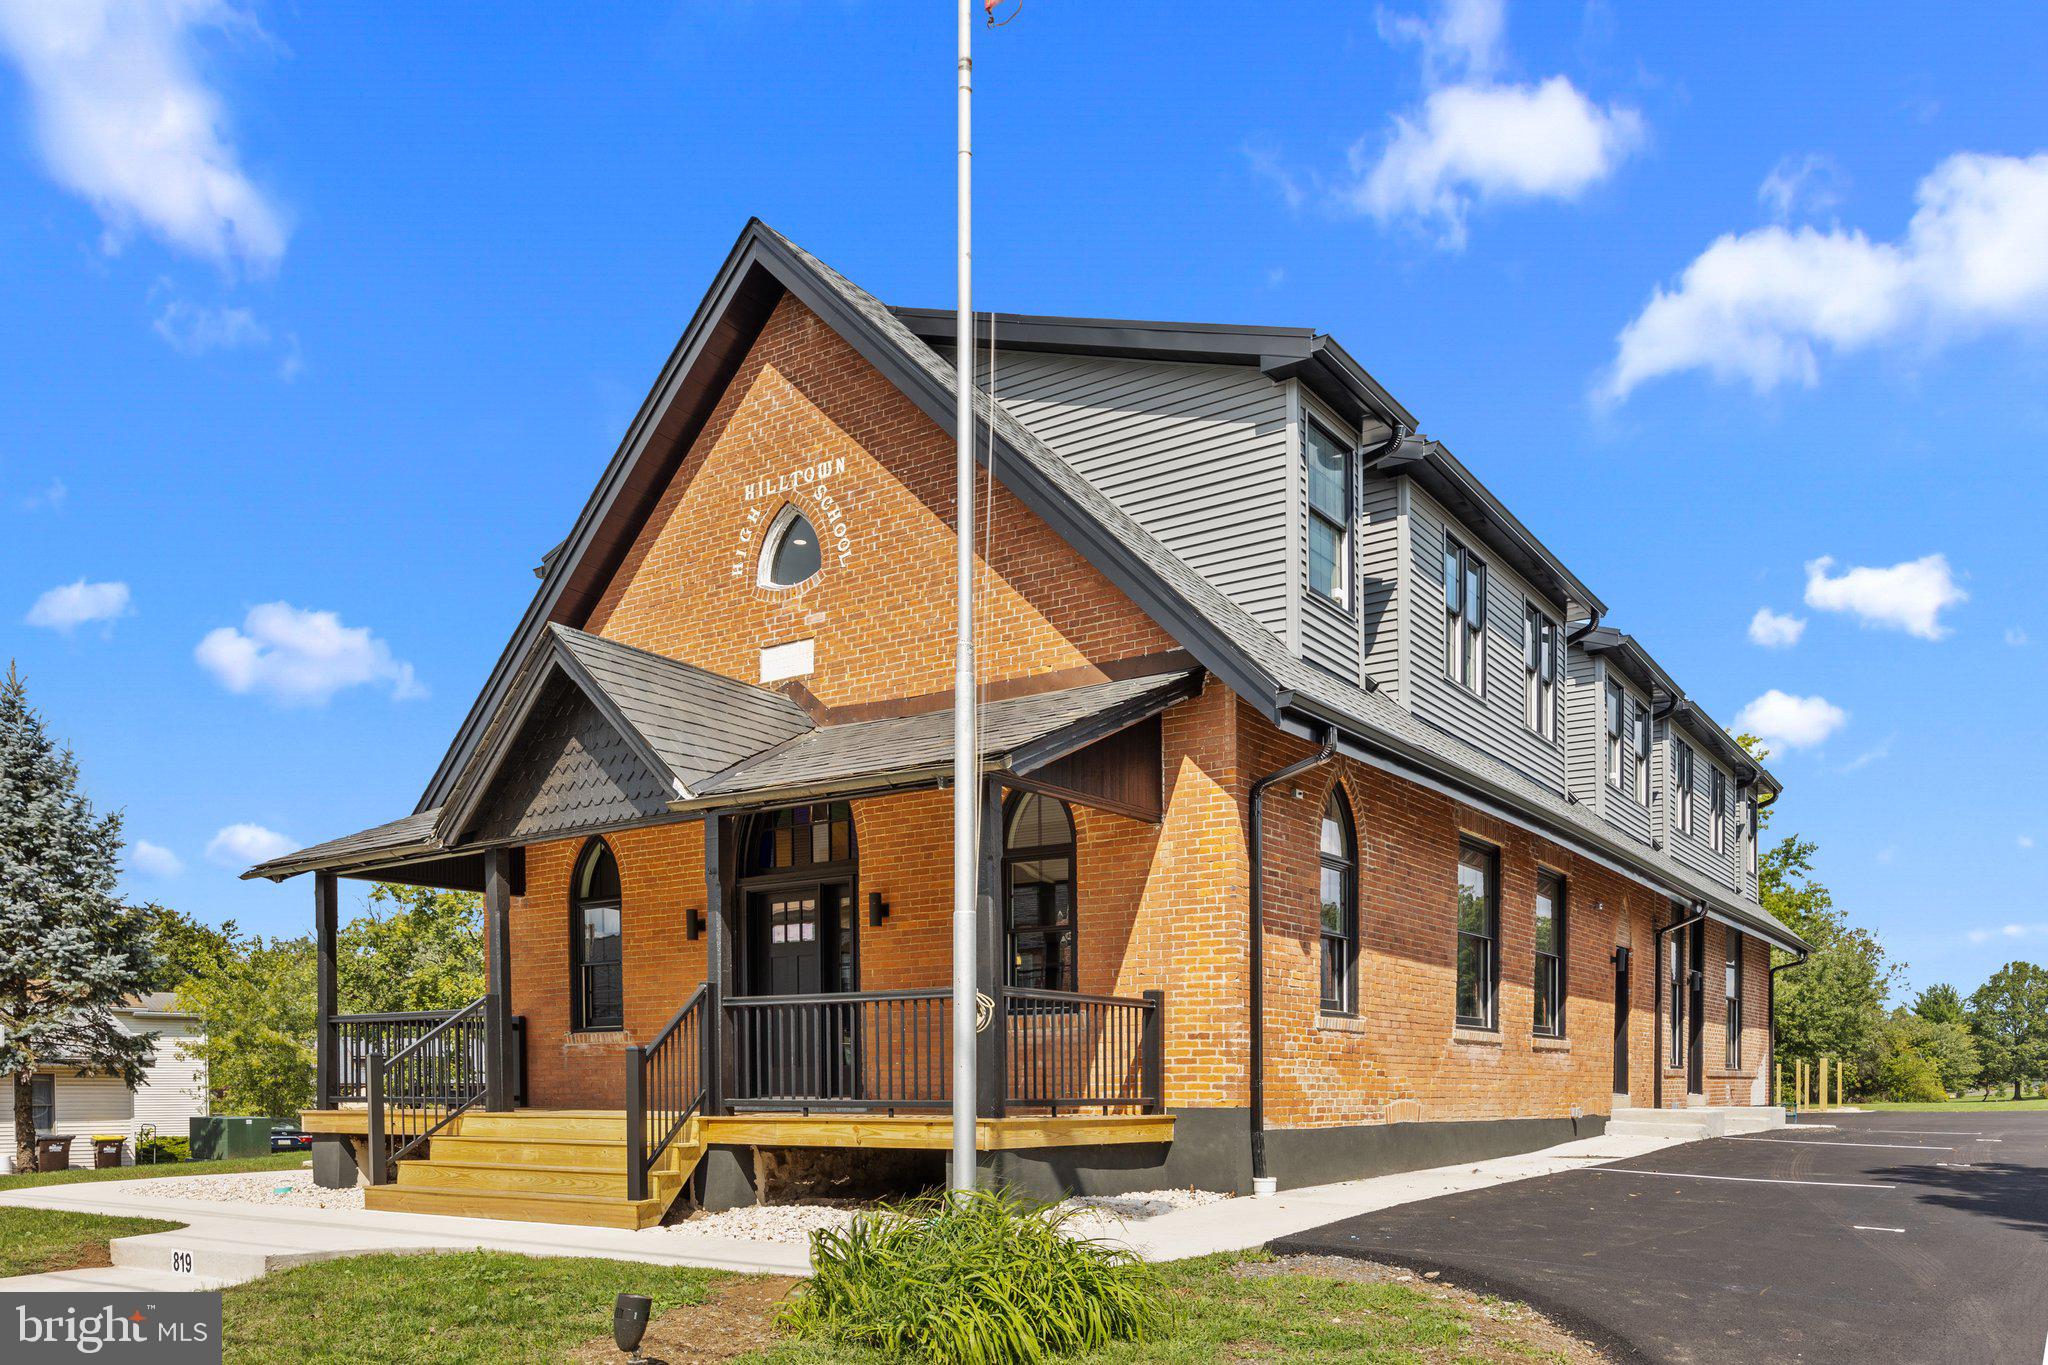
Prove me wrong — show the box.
[685,906,706,941]
[613,1292,652,1363]
[868,891,890,927]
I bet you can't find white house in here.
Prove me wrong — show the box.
[2,993,209,1170]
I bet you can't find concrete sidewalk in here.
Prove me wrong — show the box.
[0,1128,1688,1291]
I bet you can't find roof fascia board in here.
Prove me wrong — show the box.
[1004,674,1203,776]
[896,307,1319,368]
[1393,443,1605,618]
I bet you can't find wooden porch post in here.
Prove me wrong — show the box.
[483,846,514,1112]
[976,778,1005,1119]
[703,812,731,1116]
[314,871,338,1111]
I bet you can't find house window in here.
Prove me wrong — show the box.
[744,801,853,871]
[1725,929,1744,1069]
[1456,840,1499,1030]
[758,503,823,589]
[29,1074,54,1133]
[571,840,625,1031]
[1004,792,1076,992]
[1304,424,1352,608]
[1605,683,1624,790]
[1746,798,1760,878]
[1667,929,1686,1069]
[1443,535,1486,691]
[1711,768,1728,853]
[1534,871,1565,1037]
[1319,789,1359,1014]
[1523,603,1557,740]
[1631,702,1651,806]
[1672,740,1695,836]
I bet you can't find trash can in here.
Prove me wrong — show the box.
[34,1135,74,1171]
[92,1135,127,1169]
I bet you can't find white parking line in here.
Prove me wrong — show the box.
[1594,1169,1894,1190]
[1728,1137,1951,1151]
[1864,1129,1981,1137]
[1853,1225,1906,1233]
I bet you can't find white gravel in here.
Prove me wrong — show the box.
[113,1168,364,1211]
[656,1188,1232,1245]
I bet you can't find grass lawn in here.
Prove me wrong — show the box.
[212,1249,1596,1364]
[1846,1097,2048,1112]
[0,1150,309,1194]
[0,1207,181,1277]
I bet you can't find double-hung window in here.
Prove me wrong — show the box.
[571,840,625,1031]
[1671,740,1695,836]
[1305,424,1352,608]
[1668,929,1686,1069]
[1319,791,1359,1014]
[29,1074,54,1134]
[1710,768,1728,853]
[1631,702,1651,806]
[1533,871,1565,1037]
[1604,683,1624,790]
[1725,930,1743,1068]
[1523,604,1557,740]
[1443,536,1486,690]
[1455,841,1499,1029]
[1746,798,1759,878]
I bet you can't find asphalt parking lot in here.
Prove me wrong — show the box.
[1272,1111,2048,1364]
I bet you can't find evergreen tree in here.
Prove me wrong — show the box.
[0,665,159,1170]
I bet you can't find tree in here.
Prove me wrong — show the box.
[134,903,239,993]
[1967,962,2048,1101]
[1880,1007,1979,1097]
[1913,983,1968,1028]
[175,934,317,1118]
[338,884,483,1013]
[0,665,160,1169]
[1758,833,1900,1087]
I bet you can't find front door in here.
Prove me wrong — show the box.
[1612,946,1631,1097]
[1686,919,1706,1097]
[741,883,855,1100]
[751,888,824,996]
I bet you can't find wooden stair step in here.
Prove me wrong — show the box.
[453,1112,629,1141]
[428,1135,634,1169]
[364,1184,671,1230]
[396,1159,686,1201]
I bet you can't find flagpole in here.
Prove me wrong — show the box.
[948,0,979,1194]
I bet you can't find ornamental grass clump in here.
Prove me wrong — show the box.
[780,1188,1165,1363]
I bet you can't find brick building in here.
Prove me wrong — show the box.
[253,222,1806,1225]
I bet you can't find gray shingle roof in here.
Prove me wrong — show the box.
[243,808,442,880]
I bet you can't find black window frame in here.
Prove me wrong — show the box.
[1522,601,1558,741]
[1710,767,1728,853]
[1667,928,1686,1070]
[1672,739,1695,836]
[570,838,625,1033]
[1318,787,1360,1015]
[1443,535,1487,692]
[1003,791,1078,994]
[1533,869,1566,1038]
[1303,422,1354,611]
[1725,929,1743,1069]
[1631,700,1652,806]
[1604,681,1625,790]
[1455,839,1500,1030]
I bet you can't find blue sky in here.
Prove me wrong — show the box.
[1,2,2041,997]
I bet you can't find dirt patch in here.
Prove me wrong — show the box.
[1232,1254,1611,1363]
[566,1275,799,1365]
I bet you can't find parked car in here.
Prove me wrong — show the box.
[270,1125,311,1153]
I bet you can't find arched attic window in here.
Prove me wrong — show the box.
[758,504,822,589]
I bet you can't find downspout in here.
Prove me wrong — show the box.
[1768,951,1808,1112]
[1247,725,1337,1194]
[1651,905,1707,1110]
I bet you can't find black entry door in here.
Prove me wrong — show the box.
[753,889,823,996]
[741,883,855,1101]
[1612,947,1631,1096]
[1686,919,1706,1096]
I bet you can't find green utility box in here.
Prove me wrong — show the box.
[188,1116,283,1161]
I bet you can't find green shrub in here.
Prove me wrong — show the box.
[780,1188,1164,1363]
[136,1136,189,1165]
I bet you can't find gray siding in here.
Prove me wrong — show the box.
[1402,486,1567,793]
[1563,646,1601,807]
[1358,474,1403,698]
[963,349,1292,637]
[1666,732,1743,892]
[1607,679,1655,846]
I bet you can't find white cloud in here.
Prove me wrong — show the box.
[1320,0,1642,249]
[152,297,267,355]
[1804,553,1967,640]
[1839,734,1894,773]
[206,822,293,866]
[0,0,287,272]
[25,578,131,632]
[20,478,67,512]
[129,840,184,877]
[1758,153,1847,222]
[196,602,426,706]
[1242,141,1305,211]
[2020,835,2037,850]
[1747,607,1806,648]
[1968,923,2048,944]
[2007,627,2030,647]
[1733,690,1848,751]
[1602,151,2048,401]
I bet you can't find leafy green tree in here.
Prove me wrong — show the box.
[1758,833,1900,1089]
[1880,1007,1978,1097]
[1967,962,2048,1101]
[0,665,160,1169]
[134,903,239,992]
[338,884,484,1013]
[1870,1026,1948,1102]
[1912,983,1968,1028]
[175,934,317,1118]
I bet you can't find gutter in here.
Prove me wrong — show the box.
[1246,726,1338,1193]
[1652,906,1708,1110]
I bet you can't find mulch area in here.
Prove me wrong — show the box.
[566,1275,800,1365]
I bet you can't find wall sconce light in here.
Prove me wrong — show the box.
[685,906,706,940]
[869,891,890,927]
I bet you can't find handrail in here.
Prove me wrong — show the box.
[367,996,489,1184]
[329,1009,461,1105]
[626,984,712,1202]
[1000,985,1163,1116]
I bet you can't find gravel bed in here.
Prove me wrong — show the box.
[112,1168,364,1211]
[658,1187,1232,1245]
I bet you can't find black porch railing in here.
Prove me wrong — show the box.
[625,983,713,1201]
[1002,986,1164,1114]
[366,996,489,1184]
[329,1009,524,1108]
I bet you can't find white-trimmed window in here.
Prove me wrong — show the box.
[1304,424,1352,608]
[1443,535,1486,691]
[1632,703,1651,806]
[758,503,823,589]
[1671,739,1695,836]
[1604,682,1625,790]
[1523,603,1557,740]
[1710,768,1728,853]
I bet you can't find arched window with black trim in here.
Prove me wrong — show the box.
[758,503,822,589]
[571,840,624,1031]
[1003,791,1075,992]
[1319,789,1359,1014]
